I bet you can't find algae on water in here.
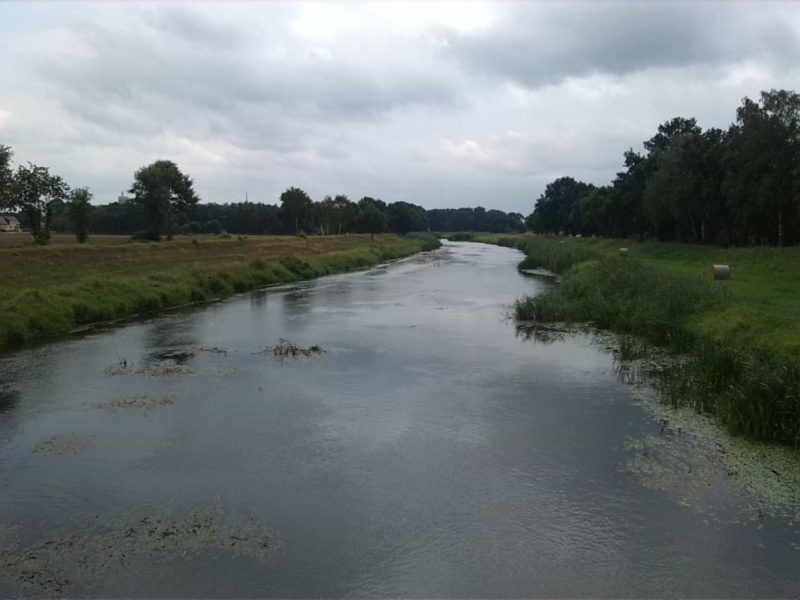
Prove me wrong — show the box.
[34,436,90,458]
[617,353,800,523]
[0,508,280,596]
[95,393,179,413]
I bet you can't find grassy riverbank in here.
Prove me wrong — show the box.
[478,234,800,448]
[0,233,440,352]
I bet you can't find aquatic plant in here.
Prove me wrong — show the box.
[494,234,800,448]
[260,339,325,359]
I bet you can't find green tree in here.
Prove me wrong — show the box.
[356,202,387,240]
[13,163,69,244]
[67,187,93,243]
[528,177,593,234]
[387,201,428,234]
[0,144,13,209]
[130,160,199,240]
[723,90,800,245]
[279,187,313,234]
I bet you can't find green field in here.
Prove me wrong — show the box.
[478,234,800,447]
[0,233,440,353]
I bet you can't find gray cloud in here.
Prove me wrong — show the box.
[0,1,799,213]
[443,2,800,88]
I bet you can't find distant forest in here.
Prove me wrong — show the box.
[84,196,526,237]
[528,89,800,246]
[2,88,798,245]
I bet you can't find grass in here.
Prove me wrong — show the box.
[478,234,800,448]
[0,234,439,352]
[0,232,136,247]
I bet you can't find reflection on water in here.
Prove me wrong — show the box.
[0,242,798,598]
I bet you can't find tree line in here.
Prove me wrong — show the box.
[528,89,800,246]
[1,150,525,243]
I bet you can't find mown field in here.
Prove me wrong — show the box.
[478,234,800,448]
[0,233,135,247]
[0,233,439,352]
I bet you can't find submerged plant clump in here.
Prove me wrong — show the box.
[258,339,325,360]
[95,393,179,412]
[34,436,90,458]
[0,508,279,596]
[103,359,195,378]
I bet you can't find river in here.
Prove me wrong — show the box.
[0,241,798,597]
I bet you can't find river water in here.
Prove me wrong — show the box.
[0,241,798,597]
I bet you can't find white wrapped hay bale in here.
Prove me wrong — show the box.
[712,264,730,280]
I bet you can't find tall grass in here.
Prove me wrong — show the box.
[404,232,443,251]
[660,345,800,447]
[515,258,725,350]
[497,234,800,448]
[0,235,438,352]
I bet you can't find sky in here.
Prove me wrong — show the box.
[1,1,799,214]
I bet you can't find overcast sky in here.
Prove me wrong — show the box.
[1,1,799,213]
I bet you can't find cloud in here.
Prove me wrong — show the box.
[443,2,800,88]
[0,1,798,214]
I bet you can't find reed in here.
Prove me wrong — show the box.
[490,234,800,448]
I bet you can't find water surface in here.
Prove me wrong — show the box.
[1,241,798,597]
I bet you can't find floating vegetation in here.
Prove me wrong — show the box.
[199,346,229,355]
[146,360,195,378]
[257,339,325,360]
[514,322,570,344]
[105,358,194,378]
[153,349,195,362]
[0,508,279,596]
[34,436,89,458]
[625,379,800,523]
[95,393,178,412]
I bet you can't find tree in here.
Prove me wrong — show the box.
[528,177,593,234]
[356,203,387,240]
[279,187,313,234]
[67,187,93,243]
[12,163,69,244]
[723,90,800,245]
[387,201,428,234]
[130,160,199,240]
[0,144,13,209]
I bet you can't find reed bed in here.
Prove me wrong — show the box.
[482,234,800,448]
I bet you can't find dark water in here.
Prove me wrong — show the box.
[0,242,798,597]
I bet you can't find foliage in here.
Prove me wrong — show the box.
[67,187,93,243]
[129,160,199,240]
[404,232,442,251]
[279,187,313,234]
[428,206,525,233]
[355,200,387,239]
[494,234,800,447]
[387,201,428,234]
[527,88,800,247]
[0,144,13,209]
[11,163,70,244]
